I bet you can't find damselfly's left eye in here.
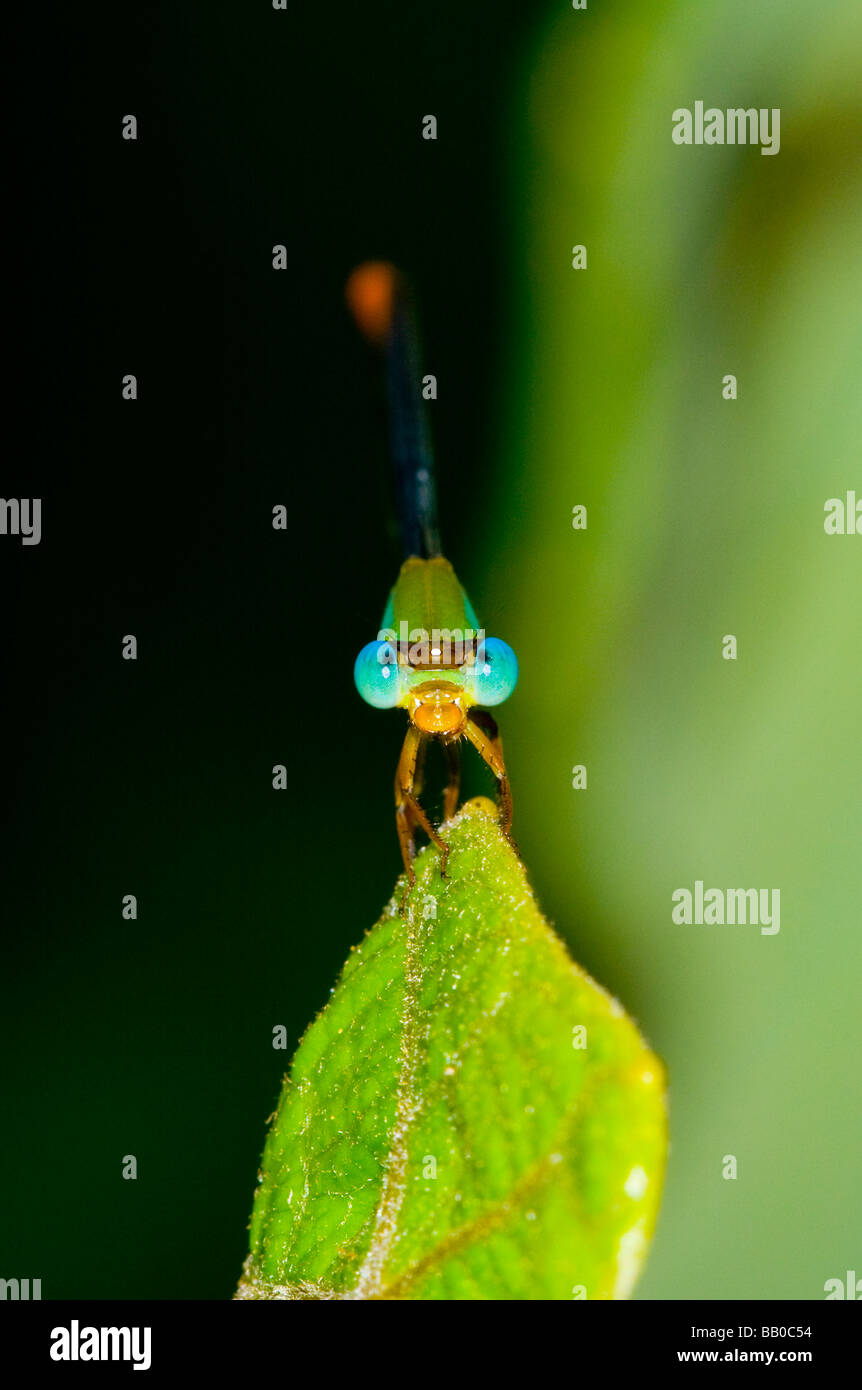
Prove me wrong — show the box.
[467,637,518,707]
[354,640,402,709]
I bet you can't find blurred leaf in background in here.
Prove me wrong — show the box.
[491,0,862,1298]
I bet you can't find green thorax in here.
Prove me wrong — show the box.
[380,556,480,636]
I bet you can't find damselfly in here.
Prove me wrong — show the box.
[346,263,518,885]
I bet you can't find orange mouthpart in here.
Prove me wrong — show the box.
[409,683,467,736]
[345,261,399,345]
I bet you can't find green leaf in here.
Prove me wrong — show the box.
[236,797,667,1300]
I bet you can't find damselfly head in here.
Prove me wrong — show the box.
[353,634,518,720]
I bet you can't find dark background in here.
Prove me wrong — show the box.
[4,0,534,1298]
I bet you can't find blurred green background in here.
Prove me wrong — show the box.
[3,0,860,1299]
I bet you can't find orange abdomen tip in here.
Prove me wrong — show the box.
[345,261,400,345]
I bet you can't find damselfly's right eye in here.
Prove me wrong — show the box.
[354,640,402,709]
[466,637,519,707]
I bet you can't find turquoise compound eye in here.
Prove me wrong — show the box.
[469,638,518,707]
[354,640,402,709]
